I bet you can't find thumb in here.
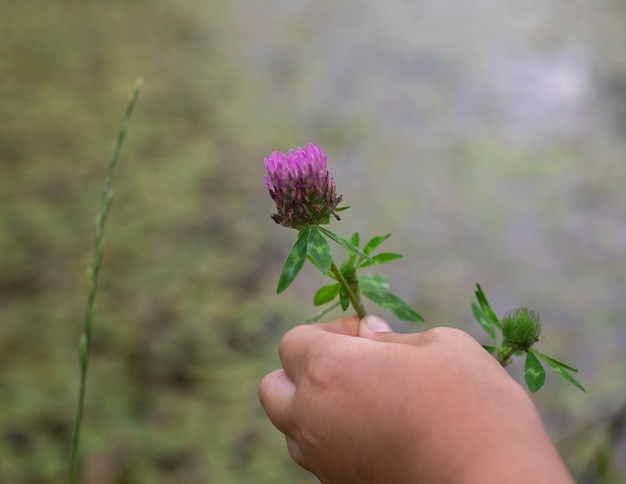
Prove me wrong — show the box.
[358,315,395,340]
[359,315,428,346]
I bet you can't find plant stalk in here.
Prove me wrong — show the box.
[496,345,515,367]
[329,261,367,321]
[70,78,142,484]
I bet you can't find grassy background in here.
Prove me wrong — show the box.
[2,0,625,482]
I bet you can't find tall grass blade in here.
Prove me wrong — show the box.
[69,78,143,484]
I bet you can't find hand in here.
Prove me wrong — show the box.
[259,315,573,483]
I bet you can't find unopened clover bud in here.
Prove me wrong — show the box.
[502,307,542,352]
[263,143,342,230]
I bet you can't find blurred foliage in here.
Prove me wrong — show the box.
[2,0,626,482]
[0,0,319,482]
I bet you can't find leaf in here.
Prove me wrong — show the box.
[308,301,341,322]
[474,283,502,329]
[306,254,321,272]
[339,287,350,311]
[358,273,390,291]
[482,345,497,354]
[532,349,579,373]
[336,206,351,212]
[308,255,338,279]
[318,226,375,264]
[533,350,586,392]
[364,233,392,255]
[359,252,403,268]
[471,302,497,342]
[313,284,340,306]
[277,228,309,293]
[524,351,546,393]
[361,289,424,322]
[349,232,360,265]
[307,227,332,274]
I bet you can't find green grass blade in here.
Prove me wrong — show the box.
[70,78,143,484]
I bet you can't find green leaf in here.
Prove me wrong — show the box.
[524,351,546,393]
[339,287,350,311]
[349,232,360,265]
[533,350,586,392]
[532,349,579,373]
[308,255,338,279]
[482,345,497,354]
[313,284,340,306]
[471,302,497,342]
[358,273,390,291]
[359,252,403,268]
[318,226,375,264]
[306,254,320,272]
[361,289,424,322]
[307,227,333,274]
[336,206,351,212]
[475,283,502,329]
[364,233,392,254]
[277,228,309,293]
[308,301,341,322]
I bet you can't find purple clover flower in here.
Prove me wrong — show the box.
[263,143,342,229]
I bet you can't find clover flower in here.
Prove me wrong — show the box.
[502,307,542,351]
[263,143,342,229]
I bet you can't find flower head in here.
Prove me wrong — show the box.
[263,143,342,229]
[502,307,542,351]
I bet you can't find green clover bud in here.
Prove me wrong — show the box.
[501,307,542,352]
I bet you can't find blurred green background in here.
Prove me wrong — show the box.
[1,0,625,482]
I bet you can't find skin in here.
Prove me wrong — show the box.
[259,314,574,484]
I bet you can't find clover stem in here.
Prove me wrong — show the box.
[329,261,367,321]
[496,345,515,367]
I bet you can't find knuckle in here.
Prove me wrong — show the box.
[424,326,470,341]
[277,324,309,360]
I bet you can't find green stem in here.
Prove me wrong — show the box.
[70,78,142,484]
[329,261,367,320]
[496,345,515,367]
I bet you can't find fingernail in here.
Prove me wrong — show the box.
[361,315,392,333]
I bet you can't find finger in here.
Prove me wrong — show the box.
[358,314,393,336]
[358,318,482,354]
[358,314,427,346]
[258,369,296,435]
[277,317,355,382]
[285,434,309,471]
[314,314,360,336]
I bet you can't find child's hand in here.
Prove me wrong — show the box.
[259,315,573,483]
